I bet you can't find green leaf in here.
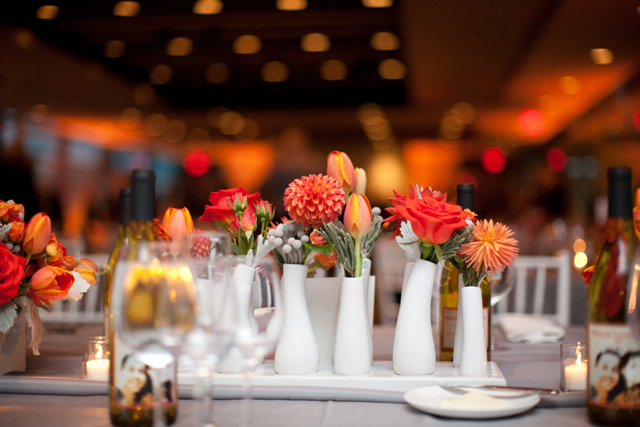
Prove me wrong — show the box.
[0,301,18,334]
[231,242,243,255]
[303,242,334,255]
[434,244,443,264]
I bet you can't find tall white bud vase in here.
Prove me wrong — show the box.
[452,274,465,367]
[393,259,437,375]
[361,258,373,364]
[334,276,372,375]
[459,285,488,376]
[275,264,320,375]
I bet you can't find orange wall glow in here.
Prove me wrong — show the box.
[402,140,460,192]
[210,142,274,191]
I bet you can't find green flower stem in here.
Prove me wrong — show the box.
[354,237,362,278]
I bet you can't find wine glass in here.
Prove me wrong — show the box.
[489,266,516,308]
[183,231,234,427]
[217,255,283,427]
[488,266,516,350]
[112,239,198,427]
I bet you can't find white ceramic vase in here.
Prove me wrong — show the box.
[361,258,373,363]
[275,264,320,375]
[452,273,465,367]
[333,276,371,375]
[393,259,437,376]
[459,285,488,376]
[400,261,415,293]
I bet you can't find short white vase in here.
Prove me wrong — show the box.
[275,264,320,375]
[393,258,437,376]
[333,276,371,375]
[459,285,488,376]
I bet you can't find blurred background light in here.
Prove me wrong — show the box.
[481,147,506,174]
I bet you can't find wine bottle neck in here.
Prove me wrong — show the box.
[603,217,634,243]
[129,220,157,243]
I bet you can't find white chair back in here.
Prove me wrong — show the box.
[38,282,104,324]
[373,238,410,324]
[496,250,572,326]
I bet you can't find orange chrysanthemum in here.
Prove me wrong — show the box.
[284,174,346,229]
[459,219,519,274]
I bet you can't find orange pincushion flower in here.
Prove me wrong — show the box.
[459,219,519,274]
[284,174,346,229]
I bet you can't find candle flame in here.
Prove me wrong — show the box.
[96,345,103,359]
[575,345,582,365]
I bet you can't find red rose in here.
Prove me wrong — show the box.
[384,185,450,239]
[199,186,261,226]
[0,244,26,305]
[393,197,468,245]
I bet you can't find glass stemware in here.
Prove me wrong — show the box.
[184,231,233,427]
[488,266,515,351]
[489,266,516,308]
[112,239,198,427]
[218,255,283,427]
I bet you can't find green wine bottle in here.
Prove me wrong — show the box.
[587,167,640,425]
[109,169,178,427]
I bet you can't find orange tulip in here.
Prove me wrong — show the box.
[327,151,357,194]
[23,213,51,255]
[162,207,194,240]
[344,194,372,238]
[354,168,367,195]
[74,259,99,286]
[29,266,74,305]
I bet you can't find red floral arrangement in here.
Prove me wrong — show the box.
[384,184,473,263]
[199,186,275,258]
[0,200,98,355]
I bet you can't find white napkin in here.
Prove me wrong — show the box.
[498,313,566,344]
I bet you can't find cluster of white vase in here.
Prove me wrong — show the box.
[273,258,487,377]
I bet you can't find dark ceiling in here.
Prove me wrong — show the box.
[2,0,640,147]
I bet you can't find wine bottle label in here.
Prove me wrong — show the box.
[588,323,640,408]
[441,307,489,350]
[111,335,178,409]
[110,260,178,410]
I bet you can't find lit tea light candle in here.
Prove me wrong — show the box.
[85,344,109,381]
[564,344,587,391]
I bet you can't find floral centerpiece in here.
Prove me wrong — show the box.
[384,184,473,265]
[199,186,275,266]
[0,200,98,356]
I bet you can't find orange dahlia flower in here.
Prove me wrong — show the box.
[459,219,519,274]
[283,174,346,229]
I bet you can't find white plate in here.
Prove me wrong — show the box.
[404,386,541,419]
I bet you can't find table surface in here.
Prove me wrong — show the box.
[0,323,589,427]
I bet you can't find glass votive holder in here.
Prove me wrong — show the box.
[83,336,110,381]
[561,342,587,392]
